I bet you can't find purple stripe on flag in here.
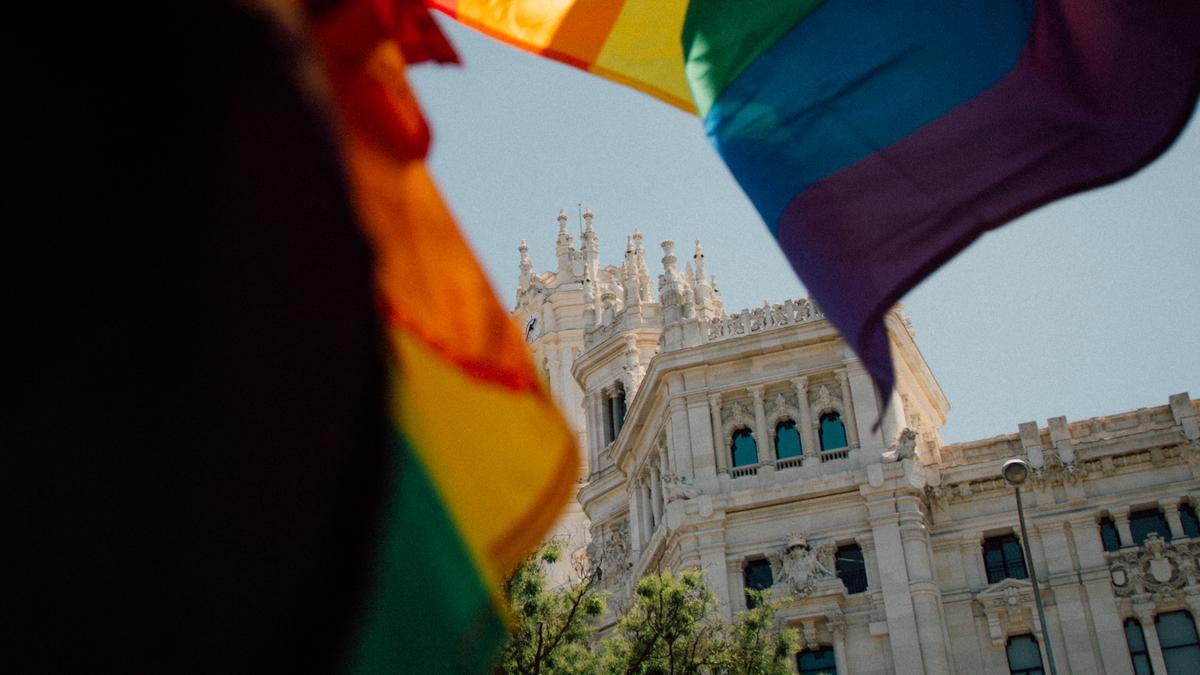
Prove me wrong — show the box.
[777,0,1200,404]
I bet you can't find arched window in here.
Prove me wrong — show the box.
[1005,635,1045,675]
[774,419,802,460]
[1124,618,1153,675]
[797,646,837,674]
[730,428,758,468]
[819,412,848,451]
[1156,610,1200,673]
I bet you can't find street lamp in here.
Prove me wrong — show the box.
[1001,458,1058,675]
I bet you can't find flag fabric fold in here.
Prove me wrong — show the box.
[428,0,1200,400]
[313,1,578,670]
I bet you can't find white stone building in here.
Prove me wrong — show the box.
[514,210,1200,674]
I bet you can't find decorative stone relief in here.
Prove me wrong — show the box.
[661,472,701,502]
[1029,450,1086,488]
[586,518,632,590]
[722,401,756,441]
[771,533,836,596]
[1109,533,1199,603]
[975,578,1039,647]
[705,297,823,342]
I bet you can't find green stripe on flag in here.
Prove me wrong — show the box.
[350,430,507,674]
[682,0,825,117]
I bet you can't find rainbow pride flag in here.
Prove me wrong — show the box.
[430,0,1200,397]
[313,2,578,671]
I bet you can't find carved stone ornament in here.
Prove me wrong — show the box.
[771,534,835,596]
[975,578,1039,647]
[586,519,632,590]
[1029,449,1086,488]
[661,472,701,502]
[1108,533,1199,603]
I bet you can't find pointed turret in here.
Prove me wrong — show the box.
[518,239,534,293]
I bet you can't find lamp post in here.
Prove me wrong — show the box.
[1002,458,1058,675]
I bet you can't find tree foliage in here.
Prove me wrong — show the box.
[494,540,605,675]
[494,554,797,675]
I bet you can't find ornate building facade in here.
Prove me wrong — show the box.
[514,211,1200,674]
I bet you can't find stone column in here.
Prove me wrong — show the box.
[600,386,614,447]
[628,483,643,554]
[836,369,861,448]
[829,615,849,673]
[863,489,925,673]
[641,480,655,535]
[649,464,663,527]
[1113,508,1134,548]
[792,376,817,460]
[709,393,728,474]
[1135,603,1169,675]
[585,392,601,473]
[748,385,771,464]
[897,493,952,674]
[1161,499,1185,540]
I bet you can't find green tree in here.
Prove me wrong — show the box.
[711,590,798,675]
[494,540,605,675]
[598,570,726,674]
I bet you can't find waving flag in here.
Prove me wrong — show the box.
[313,1,578,672]
[429,0,1200,398]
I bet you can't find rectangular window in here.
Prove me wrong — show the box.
[983,534,1028,584]
[1124,618,1153,675]
[1006,635,1045,675]
[1099,516,1122,552]
[743,558,773,609]
[835,544,867,594]
[1129,509,1171,546]
[797,646,837,675]
[1157,610,1200,673]
[1181,502,1200,538]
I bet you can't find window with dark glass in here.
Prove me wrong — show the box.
[1100,516,1122,552]
[775,419,802,460]
[819,412,848,451]
[1124,618,1154,675]
[1006,635,1045,675]
[731,428,758,468]
[1130,509,1172,545]
[835,544,867,594]
[1181,502,1200,538]
[983,534,1028,584]
[743,558,773,609]
[1157,610,1200,674]
[797,646,837,675]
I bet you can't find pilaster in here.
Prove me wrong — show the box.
[709,393,727,476]
[792,377,818,460]
[835,369,861,449]
[862,488,925,673]
[748,385,771,465]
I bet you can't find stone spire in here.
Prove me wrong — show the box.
[555,209,575,279]
[658,240,693,323]
[622,233,642,308]
[518,239,533,292]
[692,239,717,318]
[633,229,653,302]
[581,208,599,254]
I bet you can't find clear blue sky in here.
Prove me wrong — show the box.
[410,18,1200,444]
